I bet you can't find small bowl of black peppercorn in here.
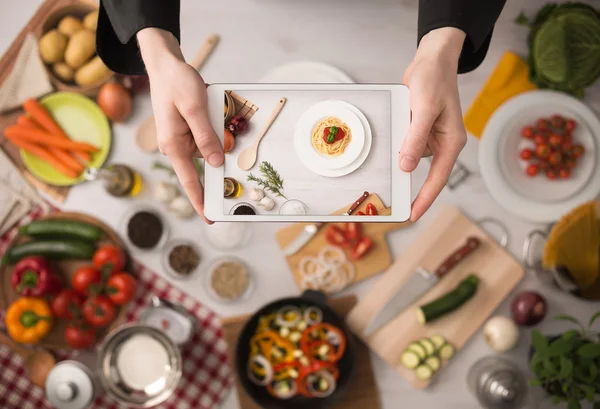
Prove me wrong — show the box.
[121,204,169,251]
[229,202,257,216]
[161,238,201,280]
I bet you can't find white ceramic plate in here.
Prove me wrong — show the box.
[260,61,354,84]
[480,90,600,223]
[294,102,365,170]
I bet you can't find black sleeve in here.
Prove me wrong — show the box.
[418,0,506,74]
[96,0,181,75]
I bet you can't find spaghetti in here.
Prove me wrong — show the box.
[311,116,352,157]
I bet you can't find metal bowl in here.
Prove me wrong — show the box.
[97,324,182,408]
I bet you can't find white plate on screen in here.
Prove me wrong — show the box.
[294,102,365,170]
[480,90,600,223]
[260,61,354,84]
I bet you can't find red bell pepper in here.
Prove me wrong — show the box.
[11,256,62,297]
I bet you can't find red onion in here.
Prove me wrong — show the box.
[511,291,547,326]
[228,115,248,136]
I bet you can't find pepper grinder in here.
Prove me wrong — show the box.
[467,356,528,409]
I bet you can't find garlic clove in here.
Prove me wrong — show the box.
[169,196,195,218]
[250,187,265,202]
[153,181,179,204]
[258,196,275,211]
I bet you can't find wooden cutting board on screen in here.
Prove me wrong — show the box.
[275,194,411,291]
[346,206,524,389]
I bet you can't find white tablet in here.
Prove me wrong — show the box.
[204,84,411,222]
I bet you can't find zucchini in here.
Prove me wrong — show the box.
[2,239,96,264]
[415,365,434,381]
[425,356,441,371]
[407,342,427,360]
[19,219,103,242]
[416,274,479,324]
[400,350,421,369]
[430,334,446,350]
[419,338,436,356]
[438,343,456,360]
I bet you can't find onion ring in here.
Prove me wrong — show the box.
[275,306,301,328]
[247,354,273,386]
[303,306,323,325]
[270,380,297,399]
[318,246,346,269]
[306,370,336,398]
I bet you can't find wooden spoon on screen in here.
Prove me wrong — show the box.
[0,331,56,387]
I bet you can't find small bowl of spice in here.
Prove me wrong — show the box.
[162,239,201,280]
[121,205,168,251]
[206,257,254,303]
[230,202,257,216]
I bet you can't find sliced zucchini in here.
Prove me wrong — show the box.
[400,350,421,369]
[407,342,427,359]
[425,356,441,371]
[415,365,434,381]
[439,343,456,360]
[419,338,436,356]
[430,334,446,350]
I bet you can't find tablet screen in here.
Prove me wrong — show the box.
[222,89,393,217]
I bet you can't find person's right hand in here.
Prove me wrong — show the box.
[137,28,223,223]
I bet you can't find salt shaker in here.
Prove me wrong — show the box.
[45,361,98,409]
[467,356,528,409]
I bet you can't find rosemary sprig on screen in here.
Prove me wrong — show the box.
[247,161,287,199]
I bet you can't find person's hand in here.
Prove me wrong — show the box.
[400,27,468,222]
[137,28,223,223]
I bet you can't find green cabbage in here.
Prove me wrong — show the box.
[517,3,600,98]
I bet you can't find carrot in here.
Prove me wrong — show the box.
[17,115,39,130]
[5,134,78,178]
[5,126,99,153]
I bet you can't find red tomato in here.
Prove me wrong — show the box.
[548,151,563,166]
[106,273,137,305]
[565,159,577,170]
[93,245,125,275]
[560,141,573,153]
[52,289,84,320]
[521,126,534,139]
[546,169,558,180]
[536,144,551,159]
[533,133,546,145]
[536,118,549,130]
[350,237,374,261]
[72,266,101,296]
[559,168,571,179]
[562,132,573,144]
[83,295,116,328]
[525,164,539,177]
[355,211,366,216]
[564,119,576,132]
[519,148,534,160]
[548,134,562,148]
[550,114,565,129]
[537,161,550,171]
[344,223,362,242]
[325,225,350,247]
[65,321,96,349]
[572,144,585,158]
[366,203,378,216]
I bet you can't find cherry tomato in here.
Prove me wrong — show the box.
[82,295,116,328]
[350,237,374,261]
[65,321,96,349]
[559,168,571,179]
[548,151,563,166]
[572,144,585,158]
[537,161,550,171]
[520,148,534,160]
[536,144,551,159]
[525,164,539,177]
[560,141,573,153]
[344,223,362,242]
[550,114,565,129]
[536,118,549,130]
[548,134,562,148]
[52,289,84,320]
[325,225,350,247]
[562,132,573,144]
[106,273,137,305]
[565,159,577,170]
[365,203,378,216]
[533,133,546,145]
[93,245,125,275]
[564,119,576,132]
[546,169,558,180]
[72,266,101,296]
[355,211,366,216]
[521,126,535,139]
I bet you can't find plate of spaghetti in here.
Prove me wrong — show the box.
[295,102,365,172]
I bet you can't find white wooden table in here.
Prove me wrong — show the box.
[1,1,599,408]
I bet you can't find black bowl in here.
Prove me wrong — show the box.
[235,290,356,409]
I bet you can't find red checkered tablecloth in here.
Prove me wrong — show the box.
[0,205,234,409]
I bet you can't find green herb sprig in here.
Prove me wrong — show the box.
[247,161,287,199]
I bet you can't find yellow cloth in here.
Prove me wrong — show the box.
[464,51,537,139]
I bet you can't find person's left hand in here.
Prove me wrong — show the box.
[399,27,468,222]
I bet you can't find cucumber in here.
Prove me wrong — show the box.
[400,350,421,369]
[2,239,96,264]
[407,342,427,360]
[419,338,436,356]
[439,343,456,360]
[425,356,441,371]
[415,365,434,381]
[19,220,103,242]
[416,275,479,324]
[430,334,446,350]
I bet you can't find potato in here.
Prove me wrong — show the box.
[39,29,67,64]
[64,29,96,69]
[52,62,74,82]
[57,16,83,37]
[83,10,98,31]
[74,56,111,86]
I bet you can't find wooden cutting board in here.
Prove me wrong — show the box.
[275,194,411,291]
[221,295,381,409]
[346,206,524,389]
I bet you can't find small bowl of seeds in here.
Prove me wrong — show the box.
[162,239,201,280]
[121,204,169,252]
[205,257,254,303]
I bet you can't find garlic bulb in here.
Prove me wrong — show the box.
[153,182,179,204]
[169,196,195,218]
[258,196,275,211]
[250,188,265,202]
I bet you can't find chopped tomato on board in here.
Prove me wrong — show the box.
[350,237,373,260]
[366,203,378,215]
[325,225,350,247]
[344,223,362,242]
